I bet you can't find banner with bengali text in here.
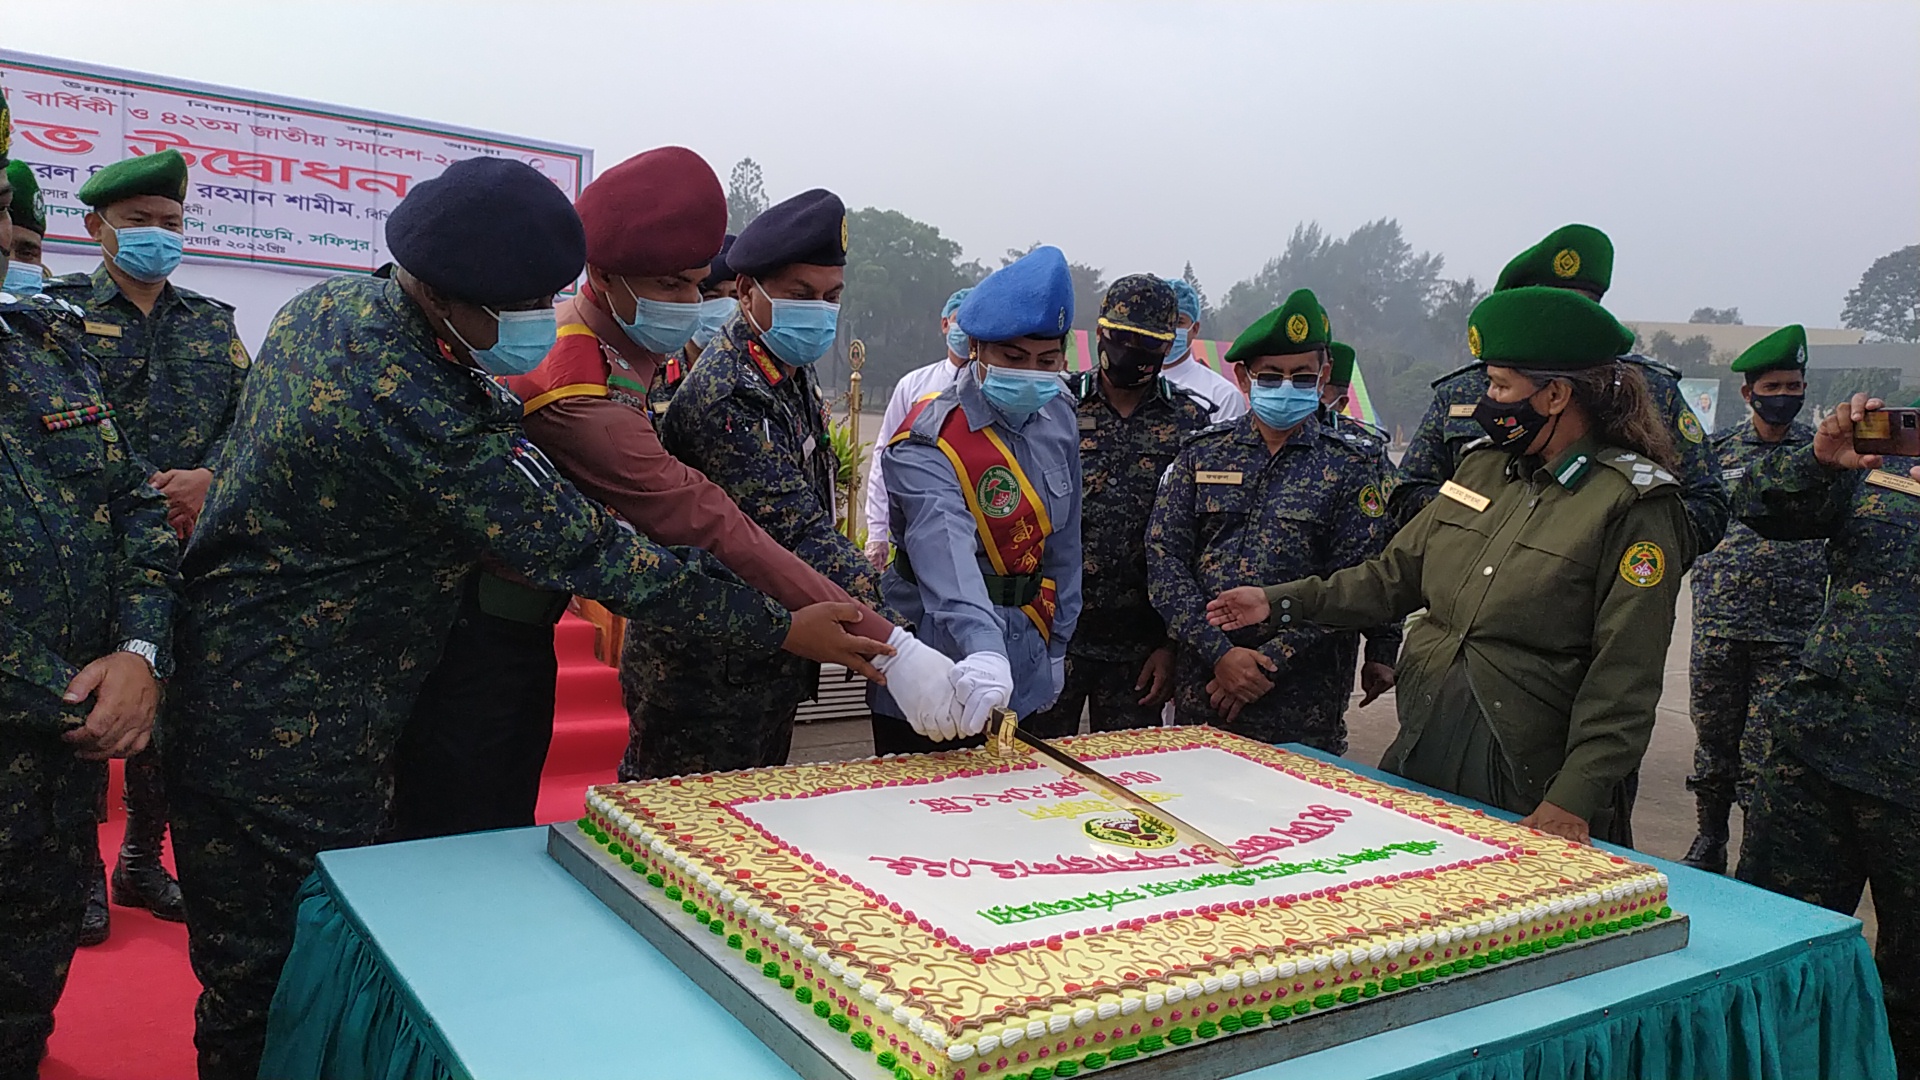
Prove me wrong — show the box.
[1,49,591,275]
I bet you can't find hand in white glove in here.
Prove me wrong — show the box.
[948,652,1013,738]
[864,540,890,572]
[870,628,960,741]
[1043,655,1066,711]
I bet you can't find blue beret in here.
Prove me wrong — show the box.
[1163,277,1201,321]
[387,157,585,306]
[729,188,847,277]
[957,246,1073,342]
[941,287,973,319]
[702,234,736,291]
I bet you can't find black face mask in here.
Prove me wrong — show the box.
[1472,390,1553,453]
[1099,342,1164,390]
[1750,392,1805,427]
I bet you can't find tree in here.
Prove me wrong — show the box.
[1646,330,1716,372]
[1001,243,1107,331]
[725,158,769,234]
[832,207,987,395]
[1841,244,1920,342]
[1181,261,1211,321]
[1689,307,1742,325]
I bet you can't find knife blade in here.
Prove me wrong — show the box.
[986,708,1243,868]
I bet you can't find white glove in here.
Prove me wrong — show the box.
[1045,655,1066,710]
[871,628,960,741]
[864,540,890,572]
[949,652,1013,738]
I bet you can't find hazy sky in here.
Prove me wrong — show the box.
[8,1,1916,327]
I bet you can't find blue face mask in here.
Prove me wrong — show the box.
[945,320,971,359]
[979,364,1065,421]
[445,307,557,377]
[1168,328,1191,361]
[749,281,839,366]
[691,297,737,349]
[611,280,702,355]
[3,261,45,296]
[104,221,184,283]
[1249,380,1321,430]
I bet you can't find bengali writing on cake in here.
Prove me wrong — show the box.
[1,53,587,274]
[735,746,1510,951]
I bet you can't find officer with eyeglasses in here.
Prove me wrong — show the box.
[1146,289,1393,753]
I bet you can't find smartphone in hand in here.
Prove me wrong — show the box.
[1854,408,1920,456]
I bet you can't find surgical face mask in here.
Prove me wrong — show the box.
[691,296,737,348]
[443,307,557,377]
[945,319,970,359]
[979,364,1065,420]
[1168,327,1191,362]
[101,218,184,283]
[746,281,839,366]
[610,279,702,355]
[1750,391,1804,427]
[1099,340,1165,390]
[1248,379,1320,430]
[3,261,45,296]
[1472,386,1553,453]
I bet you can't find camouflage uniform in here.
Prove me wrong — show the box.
[1146,413,1393,753]
[1685,420,1824,829]
[1388,357,1729,564]
[1026,372,1211,739]
[0,293,178,1075]
[621,315,896,779]
[1321,409,1405,714]
[165,274,789,1079]
[43,263,248,910]
[1732,443,1920,1072]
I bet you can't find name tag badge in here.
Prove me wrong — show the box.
[1865,469,1920,498]
[802,435,817,460]
[84,320,122,338]
[1440,479,1491,512]
[1078,415,1098,431]
[1448,404,1476,418]
[1720,466,1746,481]
[1195,470,1244,485]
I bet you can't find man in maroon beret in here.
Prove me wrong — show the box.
[389,148,956,838]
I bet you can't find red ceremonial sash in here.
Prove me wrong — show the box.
[891,395,1058,638]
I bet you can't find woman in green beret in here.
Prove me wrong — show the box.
[1206,287,1692,847]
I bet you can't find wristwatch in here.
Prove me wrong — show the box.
[116,638,162,677]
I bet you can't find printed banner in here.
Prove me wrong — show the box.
[1679,377,1722,434]
[0,49,591,275]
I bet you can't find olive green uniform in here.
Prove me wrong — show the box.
[1264,438,1692,844]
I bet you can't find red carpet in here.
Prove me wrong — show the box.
[43,614,626,1080]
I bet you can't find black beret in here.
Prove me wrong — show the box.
[728,188,847,277]
[702,234,737,291]
[386,156,586,306]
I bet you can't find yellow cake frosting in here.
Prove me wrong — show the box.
[575,728,1675,1080]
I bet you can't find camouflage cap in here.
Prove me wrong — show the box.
[78,149,191,207]
[1729,323,1808,374]
[1097,274,1178,342]
[6,159,45,236]
[1225,288,1332,364]
[1495,224,1614,297]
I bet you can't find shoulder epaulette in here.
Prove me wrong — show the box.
[173,285,235,312]
[41,272,91,291]
[1621,352,1681,382]
[1429,360,1485,389]
[1183,419,1237,446]
[1594,446,1683,498]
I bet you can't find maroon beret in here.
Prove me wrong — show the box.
[574,147,726,276]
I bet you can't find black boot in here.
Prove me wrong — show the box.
[111,748,185,922]
[79,853,110,946]
[1680,798,1730,874]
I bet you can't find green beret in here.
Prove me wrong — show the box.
[78,150,190,208]
[1467,286,1632,370]
[1225,288,1331,364]
[1494,224,1614,297]
[6,160,45,236]
[1729,323,1807,374]
[1328,341,1356,387]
